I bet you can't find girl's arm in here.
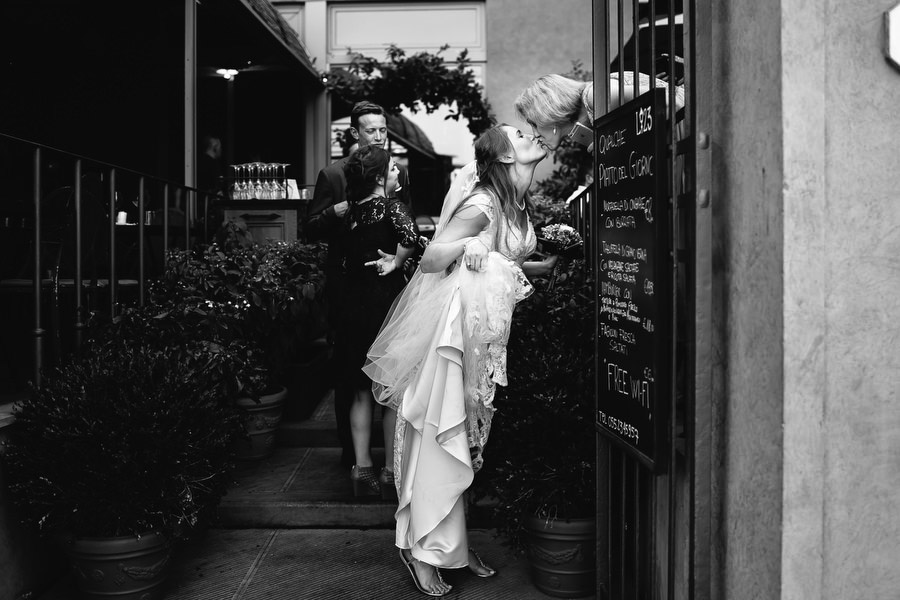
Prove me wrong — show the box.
[365,200,420,276]
[365,244,416,277]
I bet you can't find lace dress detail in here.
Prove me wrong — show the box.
[453,192,535,471]
[336,197,418,389]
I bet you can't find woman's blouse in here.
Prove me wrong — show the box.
[348,196,418,250]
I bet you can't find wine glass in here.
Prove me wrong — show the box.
[251,162,263,199]
[272,163,288,199]
[280,163,291,198]
[230,165,241,200]
[237,164,249,199]
[262,163,274,199]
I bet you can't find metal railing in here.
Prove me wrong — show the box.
[0,133,218,388]
[592,0,700,597]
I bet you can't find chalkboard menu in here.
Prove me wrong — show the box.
[594,88,670,470]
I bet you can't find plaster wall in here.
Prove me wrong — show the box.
[712,0,900,598]
[485,0,592,185]
[810,1,900,597]
[710,0,785,597]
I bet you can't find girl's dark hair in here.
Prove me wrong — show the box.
[344,145,391,204]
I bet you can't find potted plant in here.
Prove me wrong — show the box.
[471,198,596,599]
[1,309,248,599]
[152,238,329,448]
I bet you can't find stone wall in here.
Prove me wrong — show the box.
[712,0,900,597]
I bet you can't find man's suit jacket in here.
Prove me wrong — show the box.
[305,156,412,271]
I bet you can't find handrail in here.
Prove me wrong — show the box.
[568,184,592,270]
[0,132,219,387]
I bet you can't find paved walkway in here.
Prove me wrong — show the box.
[38,392,595,600]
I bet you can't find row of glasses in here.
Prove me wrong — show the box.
[230,162,290,200]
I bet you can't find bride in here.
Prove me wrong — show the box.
[364,124,557,596]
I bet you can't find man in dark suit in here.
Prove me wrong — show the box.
[306,101,412,469]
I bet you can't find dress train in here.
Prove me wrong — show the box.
[394,287,471,568]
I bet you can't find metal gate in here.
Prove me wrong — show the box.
[591,0,712,598]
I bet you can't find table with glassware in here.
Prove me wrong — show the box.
[228,162,296,201]
[215,200,304,243]
[218,162,310,243]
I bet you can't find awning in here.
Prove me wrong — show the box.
[386,114,438,160]
[237,0,320,81]
[199,0,323,86]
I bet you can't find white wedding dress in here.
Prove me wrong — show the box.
[364,189,535,568]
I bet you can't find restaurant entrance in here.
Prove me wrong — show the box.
[591,0,712,598]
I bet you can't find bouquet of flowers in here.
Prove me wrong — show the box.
[538,223,583,259]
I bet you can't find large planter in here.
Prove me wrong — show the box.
[61,532,171,600]
[525,515,596,598]
[232,386,287,460]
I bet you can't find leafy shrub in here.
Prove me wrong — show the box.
[3,335,245,539]
[151,240,329,379]
[472,193,595,551]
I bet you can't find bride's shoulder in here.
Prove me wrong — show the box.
[465,189,493,208]
[462,191,494,220]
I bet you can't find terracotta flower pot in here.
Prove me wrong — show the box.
[232,386,287,460]
[525,515,596,598]
[61,532,170,600]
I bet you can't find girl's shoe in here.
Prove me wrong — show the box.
[468,547,497,578]
[350,465,380,497]
[379,467,397,501]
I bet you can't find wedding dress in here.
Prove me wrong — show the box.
[364,188,535,568]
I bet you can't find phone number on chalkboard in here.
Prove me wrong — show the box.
[597,409,640,445]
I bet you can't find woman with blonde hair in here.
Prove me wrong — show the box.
[515,72,684,152]
[364,125,557,596]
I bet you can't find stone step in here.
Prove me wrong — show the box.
[218,447,396,529]
[277,419,385,448]
[226,392,496,531]
[277,388,385,448]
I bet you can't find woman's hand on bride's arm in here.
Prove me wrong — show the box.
[522,254,558,278]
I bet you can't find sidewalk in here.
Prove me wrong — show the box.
[38,392,595,600]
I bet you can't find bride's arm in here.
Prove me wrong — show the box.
[522,255,558,278]
[419,207,490,273]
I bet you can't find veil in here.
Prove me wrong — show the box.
[363,159,516,407]
[363,161,479,408]
[435,160,478,237]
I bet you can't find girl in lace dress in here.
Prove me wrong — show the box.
[364,125,558,596]
[336,145,418,497]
